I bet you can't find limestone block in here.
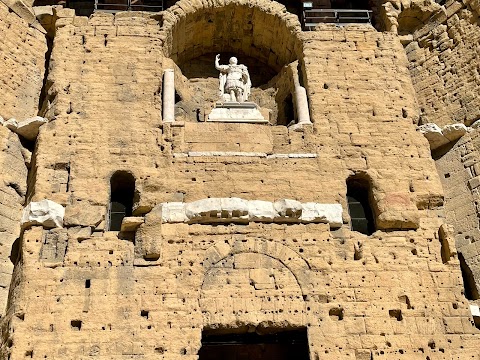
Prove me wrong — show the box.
[1,0,35,24]
[136,205,162,260]
[64,203,104,228]
[418,123,449,150]
[470,304,480,317]
[220,198,249,219]
[376,210,419,230]
[120,217,144,232]
[161,202,187,223]
[274,199,302,219]
[21,200,64,229]
[472,119,480,129]
[248,200,277,222]
[40,228,68,262]
[4,116,48,141]
[439,223,456,262]
[67,226,92,240]
[443,123,469,142]
[300,203,343,228]
[185,198,222,221]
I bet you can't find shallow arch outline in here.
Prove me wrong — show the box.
[202,238,311,295]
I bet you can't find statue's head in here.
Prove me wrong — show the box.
[229,57,238,65]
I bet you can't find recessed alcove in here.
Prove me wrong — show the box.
[174,52,298,125]
[163,1,305,126]
[180,53,277,87]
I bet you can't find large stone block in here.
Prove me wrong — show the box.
[3,116,48,141]
[64,203,104,228]
[21,200,64,229]
[300,203,343,228]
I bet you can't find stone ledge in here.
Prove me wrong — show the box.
[159,198,343,228]
[173,152,318,158]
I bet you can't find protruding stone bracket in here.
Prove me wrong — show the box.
[1,116,48,141]
[418,122,471,151]
[21,199,65,229]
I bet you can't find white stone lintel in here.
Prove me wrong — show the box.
[159,198,343,228]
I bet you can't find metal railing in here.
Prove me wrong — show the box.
[94,0,164,13]
[303,9,373,30]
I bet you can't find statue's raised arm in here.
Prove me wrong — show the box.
[215,54,228,72]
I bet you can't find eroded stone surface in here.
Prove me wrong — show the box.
[3,116,48,141]
[21,199,64,229]
[0,1,479,359]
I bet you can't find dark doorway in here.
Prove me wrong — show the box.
[199,328,310,360]
[108,171,135,231]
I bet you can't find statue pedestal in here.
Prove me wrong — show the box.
[207,102,268,124]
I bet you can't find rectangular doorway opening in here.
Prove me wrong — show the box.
[198,328,310,360]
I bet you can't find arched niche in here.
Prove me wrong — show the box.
[108,171,135,231]
[346,173,376,235]
[161,0,306,125]
[200,252,306,328]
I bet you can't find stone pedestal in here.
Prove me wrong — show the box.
[207,102,268,123]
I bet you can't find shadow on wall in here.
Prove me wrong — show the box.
[459,253,480,301]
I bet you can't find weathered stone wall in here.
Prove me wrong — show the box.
[5,218,478,359]
[435,129,480,302]
[0,127,27,319]
[0,1,47,121]
[0,0,46,319]
[1,0,479,359]
[404,0,480,126]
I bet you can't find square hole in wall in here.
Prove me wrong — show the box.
[198,328,310,360]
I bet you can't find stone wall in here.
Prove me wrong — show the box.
[404,0,480,126]
[435,129,480,302]
[0,0,479,359]
[5,218,478,359]
[0,127,27,318]
[0,0,47,121]
[0,0,46,318]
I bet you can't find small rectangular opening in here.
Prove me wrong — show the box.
[71,320,82,330]
[199,328,310,360]
[85,279,91,288]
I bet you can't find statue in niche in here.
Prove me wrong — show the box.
[215,54,252,102]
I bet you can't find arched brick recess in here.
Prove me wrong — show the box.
[161,0,304,71]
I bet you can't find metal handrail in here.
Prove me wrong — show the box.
[303,8,373,30]
[94,0,164,12]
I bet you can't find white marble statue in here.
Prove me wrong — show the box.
[215,54,252,102]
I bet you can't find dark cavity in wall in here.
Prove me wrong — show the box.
[199,328,310,360]
[459,253,480,300]
[38,34,54,117]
